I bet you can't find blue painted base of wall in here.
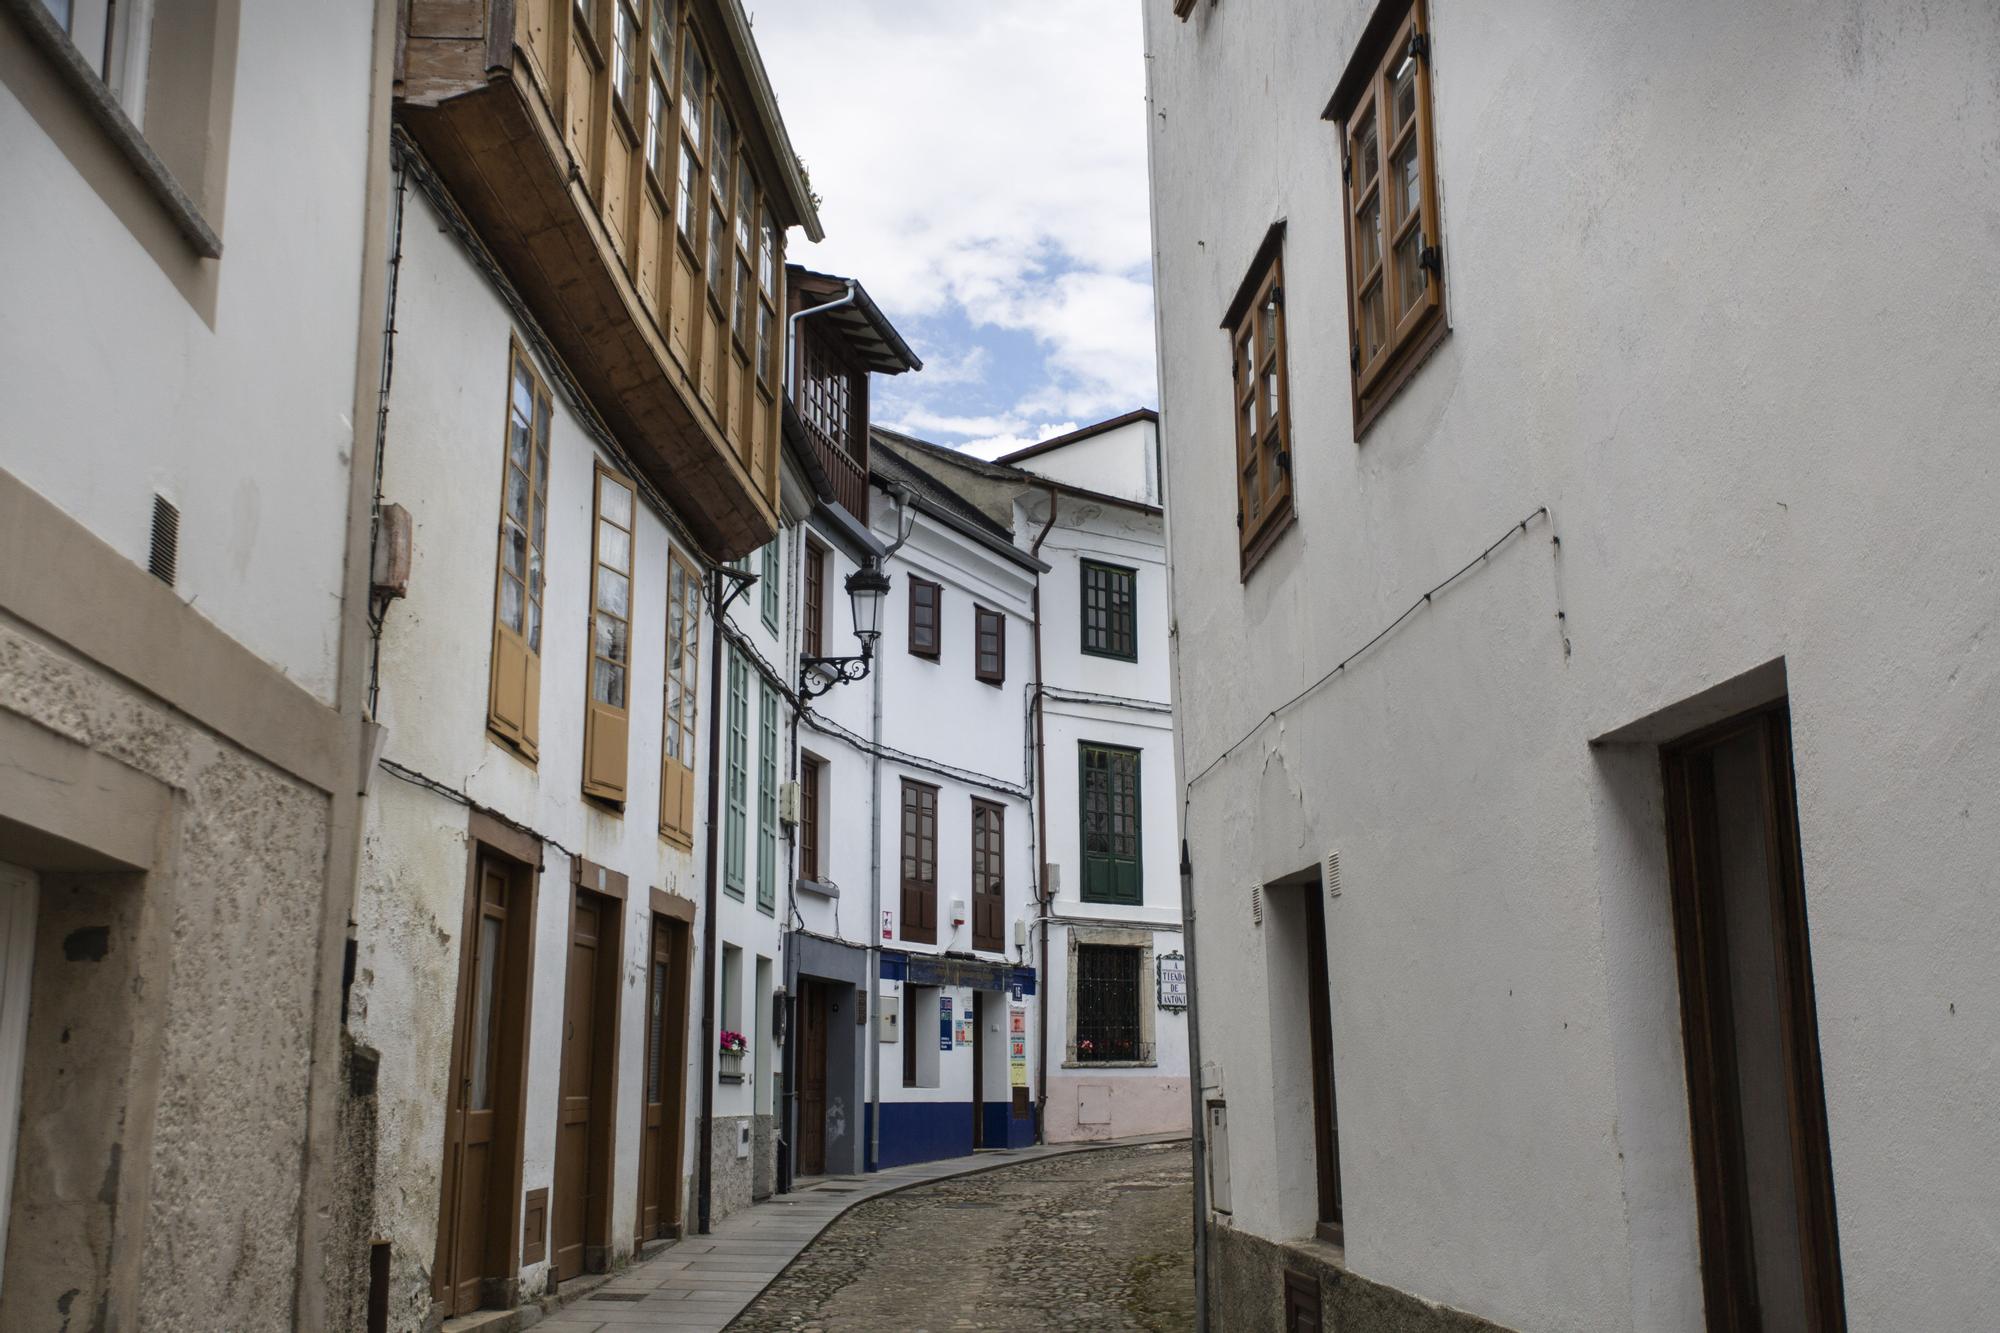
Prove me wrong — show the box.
[865,1101,1039,1170]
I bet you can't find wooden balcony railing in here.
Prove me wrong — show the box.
[803,419,868,523]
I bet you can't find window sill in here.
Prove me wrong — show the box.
[796,877,839,899]
[1080,648,1139,664]
[1353,315,1450,441]
[1062,1060,1156,1070]
[6,0,220,258]
[1238,507,1297,583]
[487,727,540,769]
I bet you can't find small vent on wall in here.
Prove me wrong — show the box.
[1323,850,1343,900]
[148,495,180,587]
[1249,883,1263,926]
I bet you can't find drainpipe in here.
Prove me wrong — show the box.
[866,619,885,1171]
[786,280,857,393]
[1027,485,1059,1140]
[1180,839,1209,1333]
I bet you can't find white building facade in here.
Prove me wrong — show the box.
[1146,2,2000,1331]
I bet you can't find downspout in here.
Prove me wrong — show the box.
[786,280,857,392]
[1028,485,1059,1141]
[696,567,738,1234]
[778,513,803,1196]
[867,620,885,1171]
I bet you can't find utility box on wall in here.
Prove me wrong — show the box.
[877,998,900,1043]
[1207,1101,1232,1214]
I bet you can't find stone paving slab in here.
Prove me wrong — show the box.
[525,1135,1182,1332]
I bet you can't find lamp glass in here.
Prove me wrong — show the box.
[847,566,889,645]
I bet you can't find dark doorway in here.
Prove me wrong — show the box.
[1663,702,1845,1330]
[636,911,691,1245]
[971,990,988,1148]
[1301,884,1342,1246]
[434,845,535,1316]
[797,980,830,1176]
[552,888,620,1281]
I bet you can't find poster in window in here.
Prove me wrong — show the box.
[939,994,952,1051]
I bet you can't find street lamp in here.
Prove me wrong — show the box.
[800,561,890,700]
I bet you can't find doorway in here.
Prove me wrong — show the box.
[797,980,830,1176]
[1301,885,1342,1246]
[1662,703,1844,1330]
[971,990,988,1149]
[637,911,691,1245]
[435,847,536,1316]
[552,887,621,1281]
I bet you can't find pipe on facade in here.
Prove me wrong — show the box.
[866,614,885,1171]
[1027,484,1059,1139]
[784,280,857,395]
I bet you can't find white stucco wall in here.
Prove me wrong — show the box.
[352,185,709,1309]
[0,0,378,703]
[1147,2,2000,1331]
[1006,417,1161,507]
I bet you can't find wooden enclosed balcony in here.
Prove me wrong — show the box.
[397,0,820,560]
[786,267,921,526]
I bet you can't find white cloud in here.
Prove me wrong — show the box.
[745,0,1158,432]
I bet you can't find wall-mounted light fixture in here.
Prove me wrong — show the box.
[798,560,890,700]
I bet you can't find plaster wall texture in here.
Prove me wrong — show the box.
[1007,416,1162,507]
[0,619,330,1331]
[351,188,709,1315]
[0,0,378,703]
[1146,2,2000,1330]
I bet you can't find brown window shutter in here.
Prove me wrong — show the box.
[490,622,528,744]
[584,701,629,800]
[522,646,541,755]
[678,761,695,838]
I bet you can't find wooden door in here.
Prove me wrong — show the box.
[1302,886,1343,1245]
[971,991,987,1149]
[797,981,829,1175]
[637,917,671,1242]
[1663,705,1845,1331]
[438,861,513,1315]
[553,890,612,1280]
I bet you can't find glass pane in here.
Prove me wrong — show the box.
[678,142,698,235]
[528,596,541,653]
[594,659,627,708]
[760,212,777,292]
[595,612,629,665]
[501,574,524,632]
[534,396,551,460]
[471,914,501,1110]
[711,114,733,195]
[1353,107,1379,192]
[1239,397,1256,456]
[734,259,751,337]
[598,567,630,618]
[1393,134,1421,228]
[508,414,531,471]
[1396,228,1426,316]
[1392,50,1418,135]
[613,2,636,105]
[1356,195,1381,278]
[649,0,673,67]
[681,42,705,139]
[529,546,543,600]
[736,172,754,251]
[1237,334,1254,391]
[599,475,633,528]
[505,467,529,525]
[646,77,666,176]
[511,364,533,422]
[648,960,666,1102]
[757,307,773,382]
[531,487,546,553]
[708,204,727,289]
[598,520,632,573]
[1362,279,1386,363]
[1259,292,1277,354]
[667,674,683,726]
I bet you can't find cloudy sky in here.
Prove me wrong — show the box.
[745,1,1157,458]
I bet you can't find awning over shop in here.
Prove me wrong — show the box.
[879,951,1035,996]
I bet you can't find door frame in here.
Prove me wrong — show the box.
[796,979,830,1176]
[554,858,626,1280]
[971,990,987,1149]
[432,813,541,1313]
[635,889,695,1246]
[1661,701,1845,1331]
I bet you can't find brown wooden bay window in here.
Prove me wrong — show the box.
[974,606,1006,685]
[583,466,638,803]
[899,778,938,943]
[489,341,553,758]
[1329,0,1447,436]
[659,548,701,845]
[908,576,941,660]
[1222,227,1294,574]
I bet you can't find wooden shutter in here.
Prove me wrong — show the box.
[583,467,637,802]
[1080,744,1143,904]
[661,550,701,845]
[971,799,1004,952]
[899,779,937,943]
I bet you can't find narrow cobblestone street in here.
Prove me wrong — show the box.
[727,1142,1194,1333]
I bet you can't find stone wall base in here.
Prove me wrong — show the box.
[1206,1221,1516,1333]
[706,1115,754,1224]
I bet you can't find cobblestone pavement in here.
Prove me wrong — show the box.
[728,1142,1194,1333]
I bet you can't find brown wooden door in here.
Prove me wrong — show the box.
[438,861,513,1315]
[797,981,829,1175]
[971,990,987,1149]
[553,890,609,1280]
[1663,705,1845,1331]
[637,917,670,1242]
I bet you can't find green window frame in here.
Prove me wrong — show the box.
[761,531,781,632]
[1080,560,1138,661]
[1079,742,1142,904]
[756,681,778,914]
[724,648,748,899]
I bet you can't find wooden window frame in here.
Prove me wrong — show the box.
[898,778,939,944]
[759,531,780,632]
[1327,0,1449,440]
[973,605,1006,686]
[802,538,827,660]
[583,465,638,805]
[1080,560,1138,662]
[674,27,706,249]
[908,576,941,661]
[1220,224,1296,578]
[488,339,553,761]
[659,548,702,846]
[970,799,1005,953]
[755,681,778,915]
[797,754,823,884]
[723,648,748,900]
[1078,743,1143,905]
